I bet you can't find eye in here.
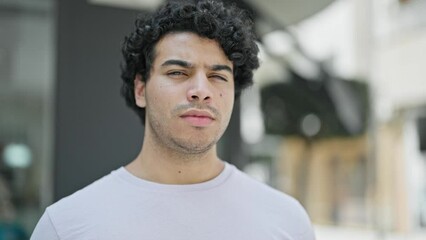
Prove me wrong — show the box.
[167,71,188,79]
[168,71,185,76]
[210,74,228,82]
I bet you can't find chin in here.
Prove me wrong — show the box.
[172,138,217,155]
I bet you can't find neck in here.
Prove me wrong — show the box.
[125,135,224,185]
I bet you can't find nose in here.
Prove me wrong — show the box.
[186,72,212,103]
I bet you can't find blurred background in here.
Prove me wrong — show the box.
[1,0,426,239]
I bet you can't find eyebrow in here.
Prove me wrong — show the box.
[209,64,233,74]
[160,59,233,74]
[161,59,193,68]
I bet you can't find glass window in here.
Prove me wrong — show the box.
[0,0,54,238]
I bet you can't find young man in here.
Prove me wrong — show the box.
[31,0,315,239]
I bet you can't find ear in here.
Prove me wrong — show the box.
[134,74,146,108]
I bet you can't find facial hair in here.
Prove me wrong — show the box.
[146,102,226,156]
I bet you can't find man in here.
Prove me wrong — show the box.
[31,0,315,239]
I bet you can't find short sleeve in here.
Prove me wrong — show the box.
[30,211,60,240]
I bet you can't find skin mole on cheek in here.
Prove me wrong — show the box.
[220,93,223,97]
[178,171,182,174]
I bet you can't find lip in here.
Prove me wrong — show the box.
[180,109,215,127]
[180,110,215,119]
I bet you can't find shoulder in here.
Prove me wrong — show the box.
[49,170,118,211]
[229,165,297,204]
[44,169,123,238]
[30,211,60,240]
[228,166,315,239]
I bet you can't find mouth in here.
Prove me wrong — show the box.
[180,109,215,127]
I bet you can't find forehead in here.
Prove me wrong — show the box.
[153,32,232,67]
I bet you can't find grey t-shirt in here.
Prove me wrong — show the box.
[31,162,315,240]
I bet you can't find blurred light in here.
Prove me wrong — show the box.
[301,113,321,137]
[287,51,321,80]
[3,143,32,168]
[241,107,265,144]
[262,30,321,81]
[294,0,356,77]
[375,94,394,123]
[241,83,265,145]
[253,43,289,87]
[256,42,267,62]
[262,30,294,57]
[243,162,270,183]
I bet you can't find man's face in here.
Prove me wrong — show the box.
[134,32,235,155]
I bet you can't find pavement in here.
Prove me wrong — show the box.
[314,225,426,240]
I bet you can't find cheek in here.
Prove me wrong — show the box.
[220,92,234,114]
[148,84,175,108]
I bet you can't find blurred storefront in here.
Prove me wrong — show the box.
[0,0,55,238]
[240,0,426,238]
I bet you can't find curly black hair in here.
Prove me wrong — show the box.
[120,0,260,124]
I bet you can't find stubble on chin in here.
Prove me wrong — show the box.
[145,101,232,161]
[170,134,218,155]
[146,111,218,158]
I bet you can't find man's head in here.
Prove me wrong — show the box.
[120,0,260,124]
